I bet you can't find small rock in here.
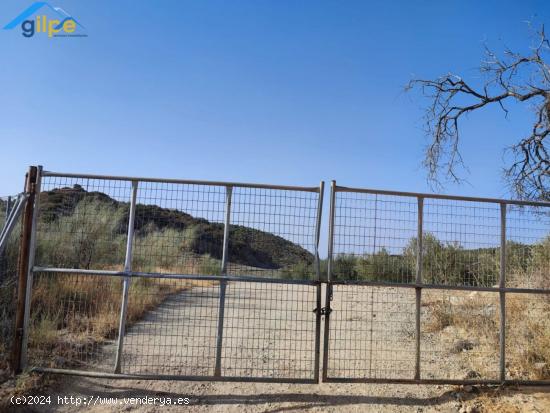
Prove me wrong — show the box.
[452,339,475,353]
[54,356,67,367]
[464,370,481,379]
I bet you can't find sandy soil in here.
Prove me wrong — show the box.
[32,283,550,412]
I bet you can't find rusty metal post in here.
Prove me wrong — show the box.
[11,166,38,373]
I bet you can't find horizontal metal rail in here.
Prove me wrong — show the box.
[328,279,550,294]
[37,268,550,294]
[32,266,320,286]
[322,377,550,385]
[31,368,317,384]
[41,170,321,192]
[335,184,550,207]
[33,266,550,293]
[25,173,550,385]
[32,367,550,386]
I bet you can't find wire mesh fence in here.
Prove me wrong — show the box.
[505,292,550,381]
[35,176,133,270]
[506,204,550,290]
[120,279,318,379]
[422,199,501,287]
[325,184,550,384]
[227,187,320,279]
[331,191,418,284]
[28,271,123,372]
[326,285,416,380]
[420,289,500,381]
[11,170,550,385]
[26,171,323,382]
[0,195,22,379]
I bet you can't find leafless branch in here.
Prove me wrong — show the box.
[407,25,550,199]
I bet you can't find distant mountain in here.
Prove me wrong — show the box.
[39,185,313,270]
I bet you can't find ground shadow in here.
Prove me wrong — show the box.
[56,379,462,411]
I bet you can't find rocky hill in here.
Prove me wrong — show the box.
[38,185,313,270]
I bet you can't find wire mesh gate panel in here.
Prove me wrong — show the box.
[323,183,550,385]
[25,170,323,383]
[1,195,24,372]
[16,168,550,385]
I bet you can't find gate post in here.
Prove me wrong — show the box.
[214,185,232,377]
[313,181,324,382]
[322,180,336,382]
[114,180,139,373]
[499,202,506,383]
[414,197,423,381]
[12,166,41,373]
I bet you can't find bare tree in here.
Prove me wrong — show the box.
[408,25,550,200]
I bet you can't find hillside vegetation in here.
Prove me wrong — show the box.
[35,185,314,275]
[332,233,550,289]
[1,191,549,380]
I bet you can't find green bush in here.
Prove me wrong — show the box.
[35,198,127,269]
[280,261,315,280]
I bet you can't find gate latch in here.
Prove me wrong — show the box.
[312,306,332,316]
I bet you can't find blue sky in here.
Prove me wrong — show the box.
[1,0,549,197]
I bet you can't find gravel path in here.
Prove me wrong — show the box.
[40,282,546,412]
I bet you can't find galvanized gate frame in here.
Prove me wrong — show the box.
[321,181,550,385]
[20,167,325,383]
[10,167,550,385]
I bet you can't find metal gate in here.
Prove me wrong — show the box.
[322,182,550,385]
[20,167,324,383]
[10,167,550,385]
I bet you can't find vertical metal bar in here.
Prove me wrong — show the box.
[5,196,12,227]
[19,165,42,371]
[326,181,336,284]
[114,180,138,373]
[0,195,28,256]
[373,194,377,253]
[499,202,506,383]
[414,196,424,380]
[314,182,325,281]
[369,193,379,375]
[322,180,336,382]
[313,181,324,382]
[215,185,232,377]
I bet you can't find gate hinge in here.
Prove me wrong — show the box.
[313,306,332,316]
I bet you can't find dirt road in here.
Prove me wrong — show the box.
[40,282,548,412]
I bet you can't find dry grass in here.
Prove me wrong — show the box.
[424,293,498,334]
[424,300,455,333]
[506,295,550,380]
[28,265,216,368]
[425,291,550,380]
